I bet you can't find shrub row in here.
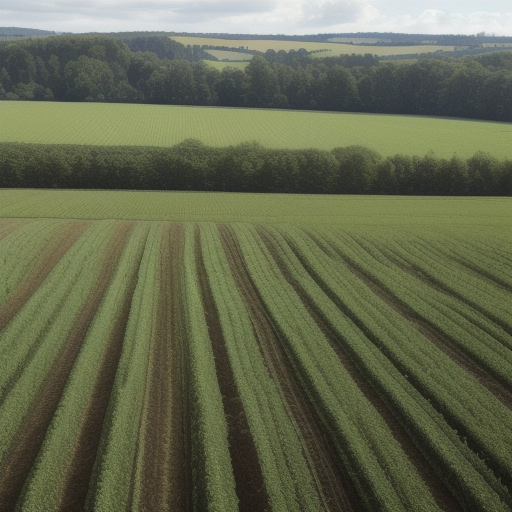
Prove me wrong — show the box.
[0,140,510,196]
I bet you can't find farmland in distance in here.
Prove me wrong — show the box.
[1,101,511,158]
[169,35,457,57]
[1,193,511,511]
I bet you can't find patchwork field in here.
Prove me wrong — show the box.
[0,192,511,511]
[1,101,511,159]
[170,36,456,57]
[205,49,253,62]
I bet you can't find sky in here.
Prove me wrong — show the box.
[2,0,511,37]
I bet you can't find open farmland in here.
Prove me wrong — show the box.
[1,101,511,159]
[0,193,511,511]
[204,49,253,62]
[170,36,457,57]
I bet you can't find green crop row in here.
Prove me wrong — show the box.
[199,223,322,510]
[0,222,113,403]
[232,223,441,512]
[270,225,511,508]
[182,224,238,512]
[0,220,68,306]
[16,223,148,511]
[88,224,162,511]
[329,230,512,391]
[379,235,512,346]
[0,222,117,465]
[409,232,512,300]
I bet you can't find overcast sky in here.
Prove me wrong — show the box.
[2,0,511,37]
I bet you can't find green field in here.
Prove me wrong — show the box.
[1,101,510,158]
[203,60,249,70]
[205,49,253,61]
[1,190,511,228]
[1,191,511,511]
[170,36,456,57]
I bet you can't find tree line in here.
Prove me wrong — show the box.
[1,35,511,121]
[1,141,510,196]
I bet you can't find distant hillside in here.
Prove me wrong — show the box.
[0,27,57,38]
[167,31,512,46]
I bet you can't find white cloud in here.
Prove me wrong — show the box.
[384,9,512,36]
[300,0,379,26]
[1,0,511,36]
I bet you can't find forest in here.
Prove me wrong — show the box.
[1,35,511,121]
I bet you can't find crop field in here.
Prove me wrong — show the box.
[205,49,253,62]
[170,36,456,57]
[0,192,511,512]
[1,101,511,159]
[1,190,512,226]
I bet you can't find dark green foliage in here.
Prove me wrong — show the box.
[1,35,510,121]
[332,145,382,193]
[1,141,510,196]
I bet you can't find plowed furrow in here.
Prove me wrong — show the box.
[387,250,512,338]
[455,258,512,293]
[312,232,512,410]
[57,225,143,512]
[0,221,90,331]
[138,223,192,512]
[221,225,357,512]
[259,228,464,512]
[342,260,512,410]
[195,228,270,512]
[0,222,133,512]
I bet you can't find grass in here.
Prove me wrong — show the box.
[0,190,509,228]
[170,36,456,57]
[1,101,510,159]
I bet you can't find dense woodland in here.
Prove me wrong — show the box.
[1,35,511,121]
[1,141,510,195]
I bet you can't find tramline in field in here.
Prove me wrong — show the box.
[0,210,511,512]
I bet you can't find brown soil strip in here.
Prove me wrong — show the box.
[0,221,90,331]
[0,219,27,241]
[56,224,144,512]
[259,228,464,512]
[221,225,359,512]
[0,222,133,512]
[195,227,270,512]
[137,223,192,512]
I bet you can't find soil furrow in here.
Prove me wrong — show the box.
[222,225,358,512]
[195,227,270,512]
[260,228,464,512]
[138,223,192,512]
[454,258,512,293]
[56,224,144,512]
[313,232,512,410]
[376,241,512,338]
[0,222,133,512]
[0,221,90,331]
[339,255,512,411]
